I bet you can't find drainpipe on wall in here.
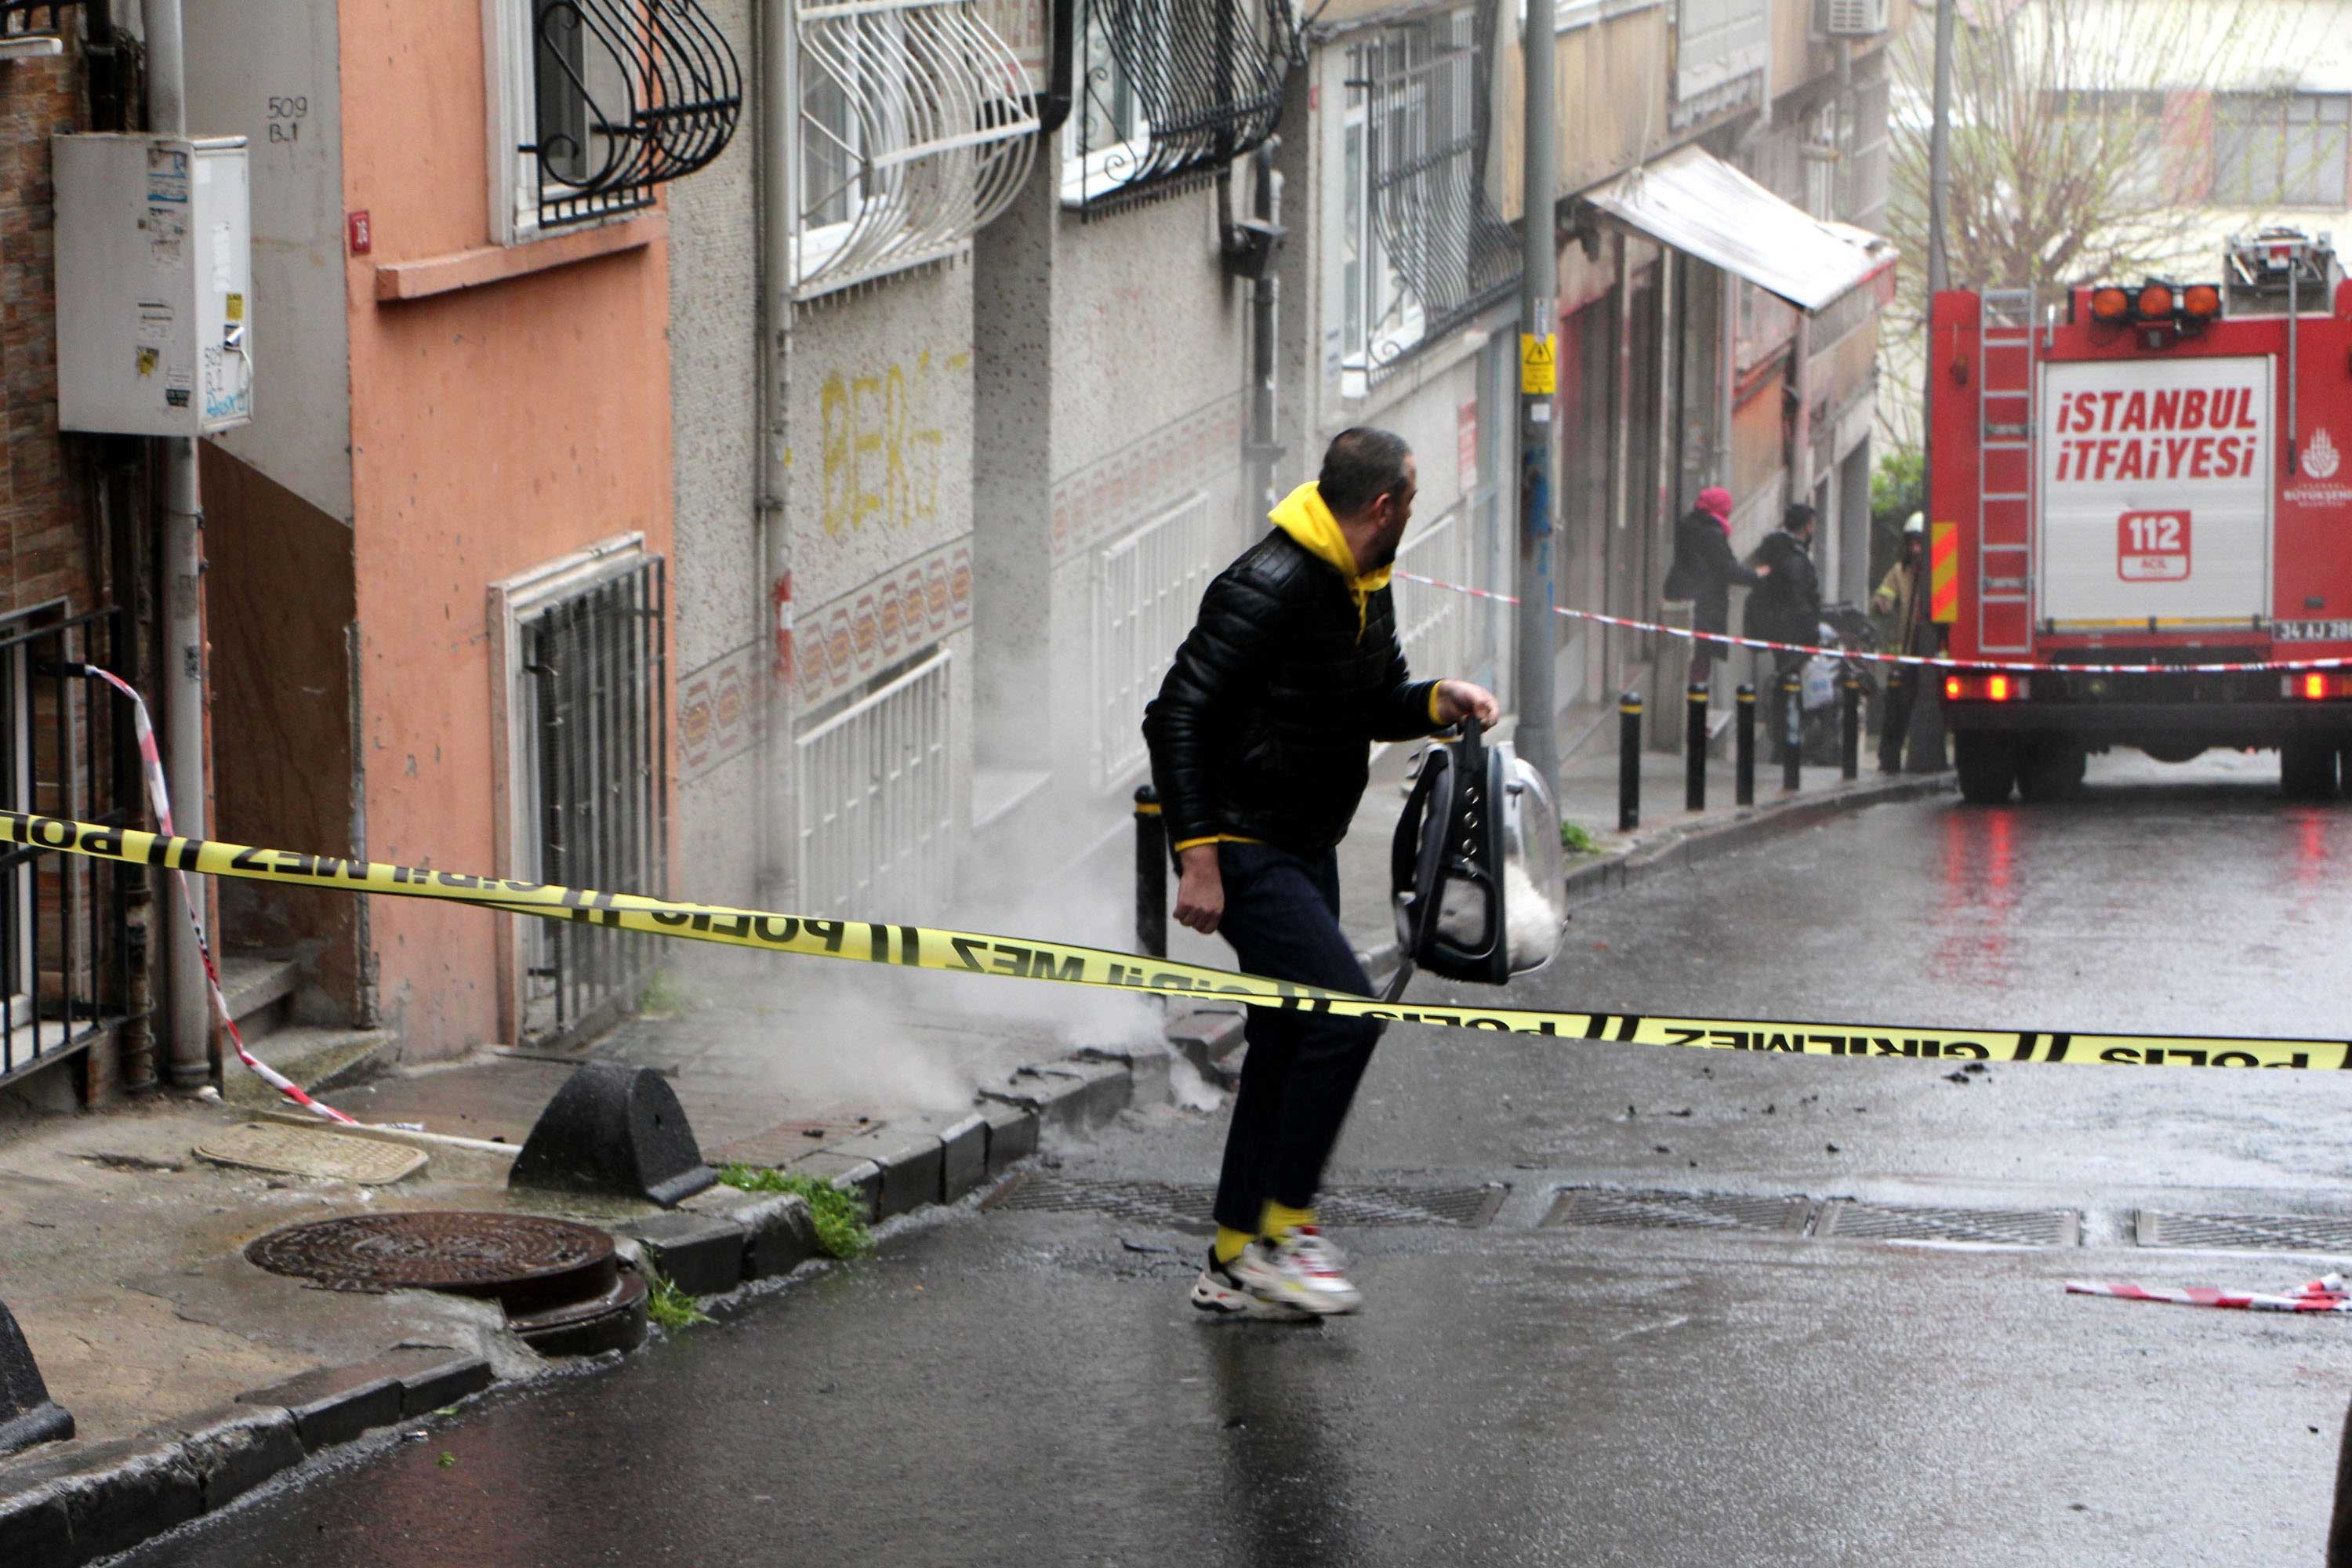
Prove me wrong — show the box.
[143,0,212,1091]
[1029,0,1074,135]
[757,0,797,907]
[1244,139,1281,522]
[1791,310,1813,503]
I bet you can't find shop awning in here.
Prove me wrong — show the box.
[1586,146,1897,313]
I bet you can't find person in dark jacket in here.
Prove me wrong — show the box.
[1744,503,1823,756]
[1661,485,1763,684]
[1142,427,1498,1321]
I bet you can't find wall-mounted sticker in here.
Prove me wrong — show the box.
[145,147,188,205]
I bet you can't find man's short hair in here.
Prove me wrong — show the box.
[1319,428,1414,517]
[1782,503,1819,533]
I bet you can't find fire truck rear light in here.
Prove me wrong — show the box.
[2090,286,2131,322]
[2288,672,2352,699]
[1947,673,2031,702]
[2183,284,2221,320]
[2136,282,2175,319]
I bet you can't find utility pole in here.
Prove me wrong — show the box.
[144,0,212,1087]
[1904,0,1956,774]
[1513,0,1559,793]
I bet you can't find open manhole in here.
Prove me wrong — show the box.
[1542,1189,1812,1233]
[983,1174,1505,1229]
[2136,1211,2352,1253]
[246,1212,619,1315]
[1816,1200,2078,1248]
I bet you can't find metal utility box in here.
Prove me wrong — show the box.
[54,134,253,436]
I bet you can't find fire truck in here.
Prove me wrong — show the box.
[1929,230,2352,803]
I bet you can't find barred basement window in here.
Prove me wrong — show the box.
[1063,0,1290,211]
[793,0,1041,298]
[1340,2,1518,394]
[504,549,669,1048]
[488,0,743,241]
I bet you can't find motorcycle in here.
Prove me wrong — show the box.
[1793,601,1882,766]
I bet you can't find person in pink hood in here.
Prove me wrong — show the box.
[1661,485,1766,684]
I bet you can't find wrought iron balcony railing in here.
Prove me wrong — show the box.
[531,0,744,229]
[1065,0,1294,212]
[1346,0,1519,387]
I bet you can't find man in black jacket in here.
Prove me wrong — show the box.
[1744,503,1822,757]
[1142,427,1497,1320]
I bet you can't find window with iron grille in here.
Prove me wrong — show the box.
[1338,2,1519,394]
[2212,93,2350,209]
[0,608,135,1090]
[1064,0,1290,211]
[1091,492,1214,789]
[515,557,668,1047]
[792,0,1041,297]
[487,0,743,242]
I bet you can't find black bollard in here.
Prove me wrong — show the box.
[1781,674,1802,792]
[1134,785,1167,960]
[1735,684,1755,807]
[1618,691,1642,832]
[1840,673,1861,781]
[1685,682,1708,811]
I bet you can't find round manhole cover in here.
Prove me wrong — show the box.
[245,1212,615,1311]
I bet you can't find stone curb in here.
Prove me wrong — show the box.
[0,1046,1139,1566]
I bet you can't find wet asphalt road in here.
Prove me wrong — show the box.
[121,753,2352,1566]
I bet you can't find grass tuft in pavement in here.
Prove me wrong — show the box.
[717,1163,876,1259]
[645,1269,713,1333]
[1561,820,1598,854]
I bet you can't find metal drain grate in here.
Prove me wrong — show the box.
[1816,1200,2078,1248]
[983,1174,1505,1229]
[1541,1189,1812,1233]
[2136,1211,2352,1253]
[245,1212,617,1305]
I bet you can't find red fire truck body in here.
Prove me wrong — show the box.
[1929,234,2352,802]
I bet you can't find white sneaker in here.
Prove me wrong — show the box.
[1239,1227,1362,1316]
[1189,1249,1312,1321]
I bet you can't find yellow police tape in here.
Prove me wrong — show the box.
[9,808,2343,1073]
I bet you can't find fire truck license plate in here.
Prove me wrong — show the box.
[2118,510,2191,581]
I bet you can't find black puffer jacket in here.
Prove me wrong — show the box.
[1143,531,1440,855]
[1743,530,1822,648]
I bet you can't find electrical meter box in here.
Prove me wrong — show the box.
[54,134,253,437]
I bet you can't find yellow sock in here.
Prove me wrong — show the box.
[1213,1226,1254,1265]
[1261,1200,1317,1238]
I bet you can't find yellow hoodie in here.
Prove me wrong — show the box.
[1169,485,1436,855]
[1269,481,1390,638]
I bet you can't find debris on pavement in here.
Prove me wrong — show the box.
[2067,1273,2352,1313]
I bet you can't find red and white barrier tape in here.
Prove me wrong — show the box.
[85,669,357,1124]
[1394,572,2352,677]
[2066,1272,2352,1314]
